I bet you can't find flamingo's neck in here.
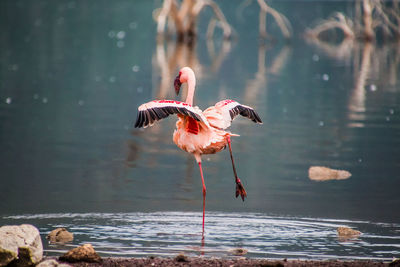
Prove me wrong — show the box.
[185,71,196,106]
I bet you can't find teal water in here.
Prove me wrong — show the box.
[1,0,399,260]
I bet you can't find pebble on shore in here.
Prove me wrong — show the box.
[229,248,248,256]
[59,244,102,263]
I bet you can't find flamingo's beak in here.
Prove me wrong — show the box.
[174,74,182,95]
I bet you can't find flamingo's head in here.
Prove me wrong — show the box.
[174,71,182,95]
[174,67,195,96]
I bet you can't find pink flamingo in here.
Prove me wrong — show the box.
[135,67,262,235]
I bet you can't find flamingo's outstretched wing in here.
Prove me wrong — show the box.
[204,99,262,129]
[134,100,207,128]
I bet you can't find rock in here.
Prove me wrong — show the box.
[229,248,248,256]
[174,253,189,262]
[0,248,16,267]
[337,226,361,239]
[46,228,73,243]
[36,259,72,267]
[0,224,43,266]
[59,244,102,263]
[390,258,400,267]
[308,166,351,181]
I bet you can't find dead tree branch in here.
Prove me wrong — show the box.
[257,0,292,39]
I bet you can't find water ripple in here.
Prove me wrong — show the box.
[2,212,399,260]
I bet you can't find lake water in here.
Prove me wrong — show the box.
[1,0,399,260]
[2,212,400,260]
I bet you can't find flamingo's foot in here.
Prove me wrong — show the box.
[235,180,247,201]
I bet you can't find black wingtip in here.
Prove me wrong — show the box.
[134,111,141,128]
[252,110,263,124]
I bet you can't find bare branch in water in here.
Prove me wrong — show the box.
[373,1,400,38]
[257,0,292,39]
[305,12,355,40]
[156,0,233,42]
[156,0,293,42]
[192,0,232,39]
[305,0,400,42]
[362,0,374,41]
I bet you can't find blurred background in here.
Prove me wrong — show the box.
[0,0,399,259]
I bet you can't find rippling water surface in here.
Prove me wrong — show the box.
[2,212,400,260]
[1,0,400,260]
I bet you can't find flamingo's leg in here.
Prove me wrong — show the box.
[194,154,206,238]
[226,136,247,201]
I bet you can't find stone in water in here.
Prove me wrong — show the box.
[308,166,351,181]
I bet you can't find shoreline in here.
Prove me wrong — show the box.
[47,256,399,267]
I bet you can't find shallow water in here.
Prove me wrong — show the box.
[2,212,400,260]
[1,0,400,260]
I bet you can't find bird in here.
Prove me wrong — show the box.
[134,67,262,236]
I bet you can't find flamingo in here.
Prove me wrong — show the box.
[134,67,262,235]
